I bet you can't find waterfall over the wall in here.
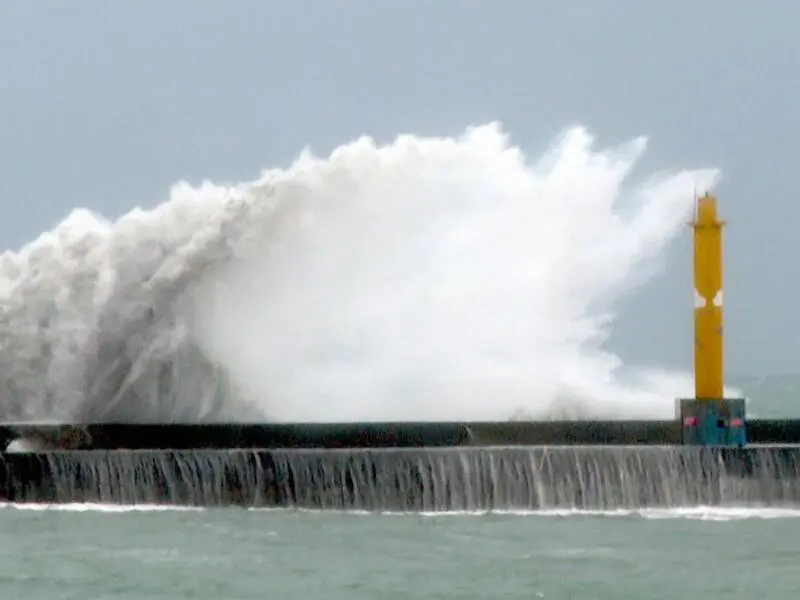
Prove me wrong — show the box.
[5,447,798,510]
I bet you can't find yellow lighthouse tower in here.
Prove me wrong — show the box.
[678,192,746,446]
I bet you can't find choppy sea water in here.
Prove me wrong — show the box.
[2,504,799,599]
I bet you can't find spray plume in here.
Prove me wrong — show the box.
[0,124,720,423]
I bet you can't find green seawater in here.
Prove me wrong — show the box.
[3,506,799,599]
[3,375,799,599]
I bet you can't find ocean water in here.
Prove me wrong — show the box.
[2,504,799,599]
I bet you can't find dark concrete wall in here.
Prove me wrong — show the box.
[2,419,800,450]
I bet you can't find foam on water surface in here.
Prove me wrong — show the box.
[4,502,799,521]
[0,502,204,513]
[271,507,800,521]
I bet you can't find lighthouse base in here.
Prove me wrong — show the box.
[678,398,747,447]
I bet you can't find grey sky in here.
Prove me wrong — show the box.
[1,1,798,378]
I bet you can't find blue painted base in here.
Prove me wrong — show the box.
[678,398,747,447]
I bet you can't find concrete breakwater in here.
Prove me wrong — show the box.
[1,445,799,510]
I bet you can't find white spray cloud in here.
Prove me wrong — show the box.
[0,123,724,423]
[194,123,724,421]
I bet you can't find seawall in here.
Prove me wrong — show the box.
[2,445,800,510]
[3,419,800,450]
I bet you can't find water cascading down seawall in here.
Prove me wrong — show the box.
[2,144,800,510]
[2,429,800,509]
